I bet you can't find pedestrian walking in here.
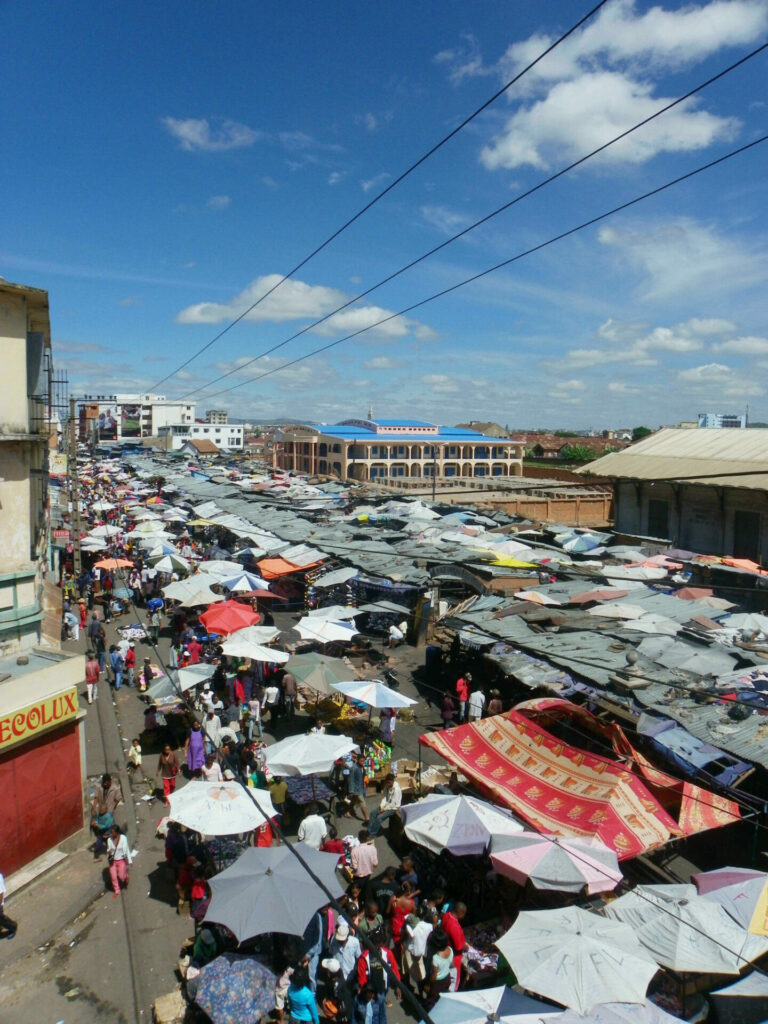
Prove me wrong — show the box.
[455,673,470,723]
[109,645,125,689]
[85,650,100,704]
[345,754,370,822]
[158,745,180,805]
[124,642,136,687]
[467,685,486,722]
[184,720,206,778]
[106,824,132,898]
[441,693,455,730]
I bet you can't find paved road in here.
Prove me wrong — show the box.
[0,610,442,1024]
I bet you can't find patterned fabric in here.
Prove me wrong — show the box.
[420,712,679,859]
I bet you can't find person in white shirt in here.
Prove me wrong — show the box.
[297,804,328,850]
[468,686,486,722]
[106,825,133,898]
[368,773,402,837]
[388,623,404,647]
[203,710,222,753]
[263,683,280,723]
[247,696,262,740]
[201,753,223,782]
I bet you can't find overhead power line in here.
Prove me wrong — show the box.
[182,41,768,399]
[194,132,768,401]
[150,0,611,391]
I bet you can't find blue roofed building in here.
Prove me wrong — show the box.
[274,416,524,482]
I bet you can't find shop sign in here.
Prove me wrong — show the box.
[0,687,78,752]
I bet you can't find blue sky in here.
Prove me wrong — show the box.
[3,0,768,429]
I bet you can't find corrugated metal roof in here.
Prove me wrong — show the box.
[581,428,768,488]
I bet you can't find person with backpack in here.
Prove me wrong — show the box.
[356,928,400,1024]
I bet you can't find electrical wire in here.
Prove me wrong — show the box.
[151,0,612,392]
[195,132,768,401]
[182,41,768,399]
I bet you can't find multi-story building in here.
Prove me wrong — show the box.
[274,417,524,481]
[698,412,747,429]
[78,393,195,442]
[206,409,228,424]
[0,280,85,874]
[156,422,244,451]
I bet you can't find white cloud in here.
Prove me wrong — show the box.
[480,72,737,170]
[176,274,435,342]
[328,171,343,186]
[365,356,399,370]
[420,373,460,393]
[207,195,231,209]
[434,33,491,84]
[599,219,768,301]
[677,361,764,397]
[361,172,390,194]
[561,315,716,368]
[163,116,260,152]
[609,381,641,394]
[498,1,768,88]
[713,335,768,354]
[465,1,765,171]
[420,205,474,235]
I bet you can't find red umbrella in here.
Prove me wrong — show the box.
[200,600,260,635]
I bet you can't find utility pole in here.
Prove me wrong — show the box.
[431,444,437,503]
[69,396,82,575]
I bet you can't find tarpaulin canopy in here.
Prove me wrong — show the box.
[258,556,322,579]
[516,698,741,837]
[420,711,682,859]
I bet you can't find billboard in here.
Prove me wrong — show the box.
[120,404,142,438]
[49,452,68,478]
[97,404,118,440]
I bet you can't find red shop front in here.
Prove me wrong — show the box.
[0,708,84,875]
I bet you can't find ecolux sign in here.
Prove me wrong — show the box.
[0,688,78,751]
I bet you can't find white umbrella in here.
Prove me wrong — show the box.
[146,542,179,558]
[168,780,275,836]
[220,571,269,593]
[174,663,218,692]
[224,624,280,646]
[220,635,289,663]
[92,500,114,511]
[401,793,523,856]
[332,679,416,708]
[604,884,768,974]
[490,833,622,895]
[556,1001,683,1024]
[429,987,559,1024]
[496,906,659,1014]
[294,618,359,644]
[163,574,221,600]
[198,559,244,577]
[131,519,170,535]
[162,509,189,522]
[265,733,359,776]
[151,553,191,574]
[179,587,225,608]
[89,524,122,538]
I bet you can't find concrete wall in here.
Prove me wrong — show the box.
[0,291,30,431]
[615,481,768,559]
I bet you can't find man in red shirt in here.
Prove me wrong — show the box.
[441,902,467,990]
[455,673,471,723]
[187,637,202,664]
[356,927,401,998]
[124,643,136,687]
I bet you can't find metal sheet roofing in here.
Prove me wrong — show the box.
[582,428,768,489]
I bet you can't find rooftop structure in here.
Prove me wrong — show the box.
[583,427,768,560]
[274,417,524,482]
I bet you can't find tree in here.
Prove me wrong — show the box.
[632,426,653,441]
[558,444,594,462]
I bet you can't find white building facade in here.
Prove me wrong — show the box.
[157,422,244,451]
